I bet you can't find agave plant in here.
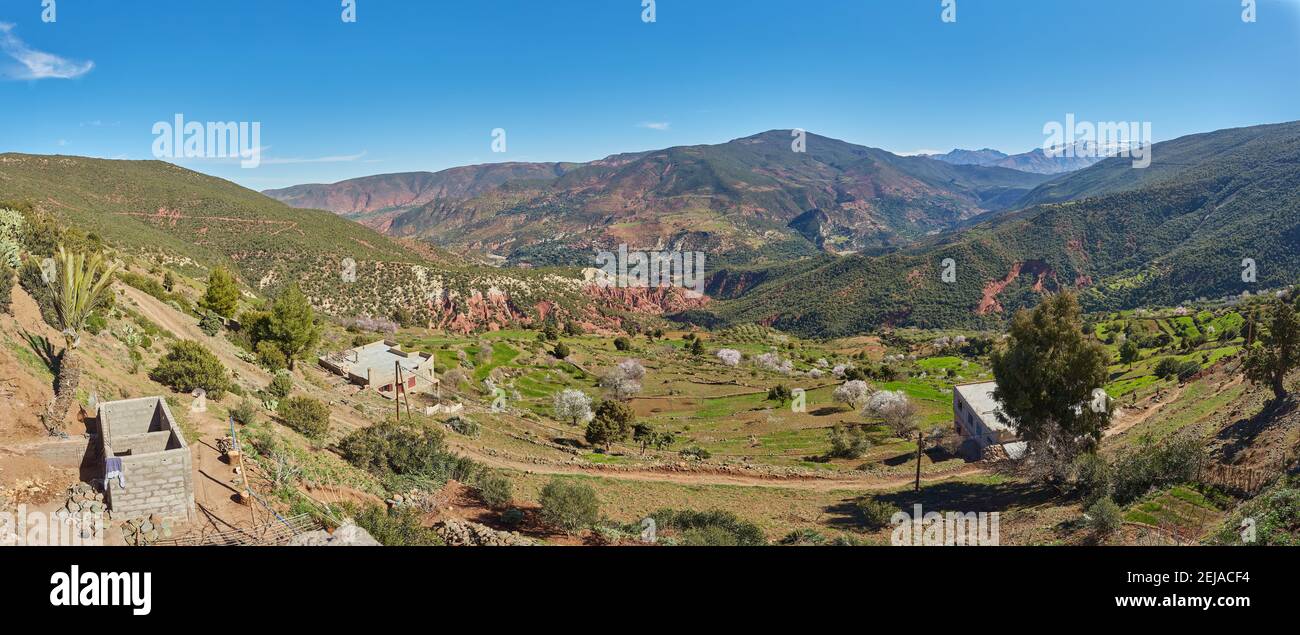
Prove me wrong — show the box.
[42,247,119,434]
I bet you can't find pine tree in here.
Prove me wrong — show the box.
[198,267,240,318]
[267,284,320,370]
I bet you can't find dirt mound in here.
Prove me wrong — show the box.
[0,287,59,442]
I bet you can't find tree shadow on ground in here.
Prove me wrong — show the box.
[1213,397,1296,463]
[823,479,1058,531]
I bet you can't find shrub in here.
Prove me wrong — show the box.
[500,507,526,529]
[150,340,231,400]
[779,529,829,546]
[1086,497,1122,537]
[827,423,872,459]
[230,399,260,426]
[679,445,711,461]
[650,509,765,546]
[337,418,478,483]
[0,265,13,315]
[354,506,444,546]
[266,372,294,400]
[613,336,631,351]
[198,312,223,337]
[854,497,895,530]
[476,472,513,509]
[257,340,289,372]
[446,415,481,438]
[18,259,57,326]
[1074,452,1112,508]
[1111,438,1204,505]
[84,313,108,336]
[1213,476,1299,545]
[539,478,599,533]
[767,384,792,404]
[277,396,331,440]
[551,342,571,359]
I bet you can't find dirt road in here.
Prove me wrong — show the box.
[448,442,988,492]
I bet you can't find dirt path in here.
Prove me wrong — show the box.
[1105,384,1186,439]
[448,442,987,492]
[119,284,272,386]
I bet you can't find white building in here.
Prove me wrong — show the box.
[318,340,437,399]
[952,381,1026,461]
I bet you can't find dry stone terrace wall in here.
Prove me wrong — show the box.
[98,397,195,521]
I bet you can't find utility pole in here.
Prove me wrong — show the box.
[915,430,924,492]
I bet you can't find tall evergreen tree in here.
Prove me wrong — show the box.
[990,292,1112,463]
[267,284,320,370]
[198,267,240,318]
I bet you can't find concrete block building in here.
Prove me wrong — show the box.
[952,381,1027,461]
[97,397,196,520]
[319,339,437,399]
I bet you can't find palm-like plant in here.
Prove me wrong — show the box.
[42,247,118,434]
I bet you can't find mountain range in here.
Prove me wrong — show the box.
[700,121,1300,336]
[923,146,1106,174]
[6,121,1299,339]
[265,131,1055,266]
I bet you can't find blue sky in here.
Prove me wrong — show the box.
[1,0,1298,189]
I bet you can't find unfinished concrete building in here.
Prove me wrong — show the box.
[319,339,438,399]
[97,397,196,521]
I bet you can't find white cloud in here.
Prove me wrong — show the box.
[259,151,369,165]
[637,122,671,131]
[0,23,94,80]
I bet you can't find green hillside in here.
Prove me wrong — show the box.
[697,122,1300,337]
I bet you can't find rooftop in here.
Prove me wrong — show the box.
[320,340,434,383]
[954,381,1015,433]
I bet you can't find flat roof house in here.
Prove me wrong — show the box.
[952,381,1027,461]
[319,339,437,399]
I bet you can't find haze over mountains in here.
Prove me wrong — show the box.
[923,146,1107,175]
